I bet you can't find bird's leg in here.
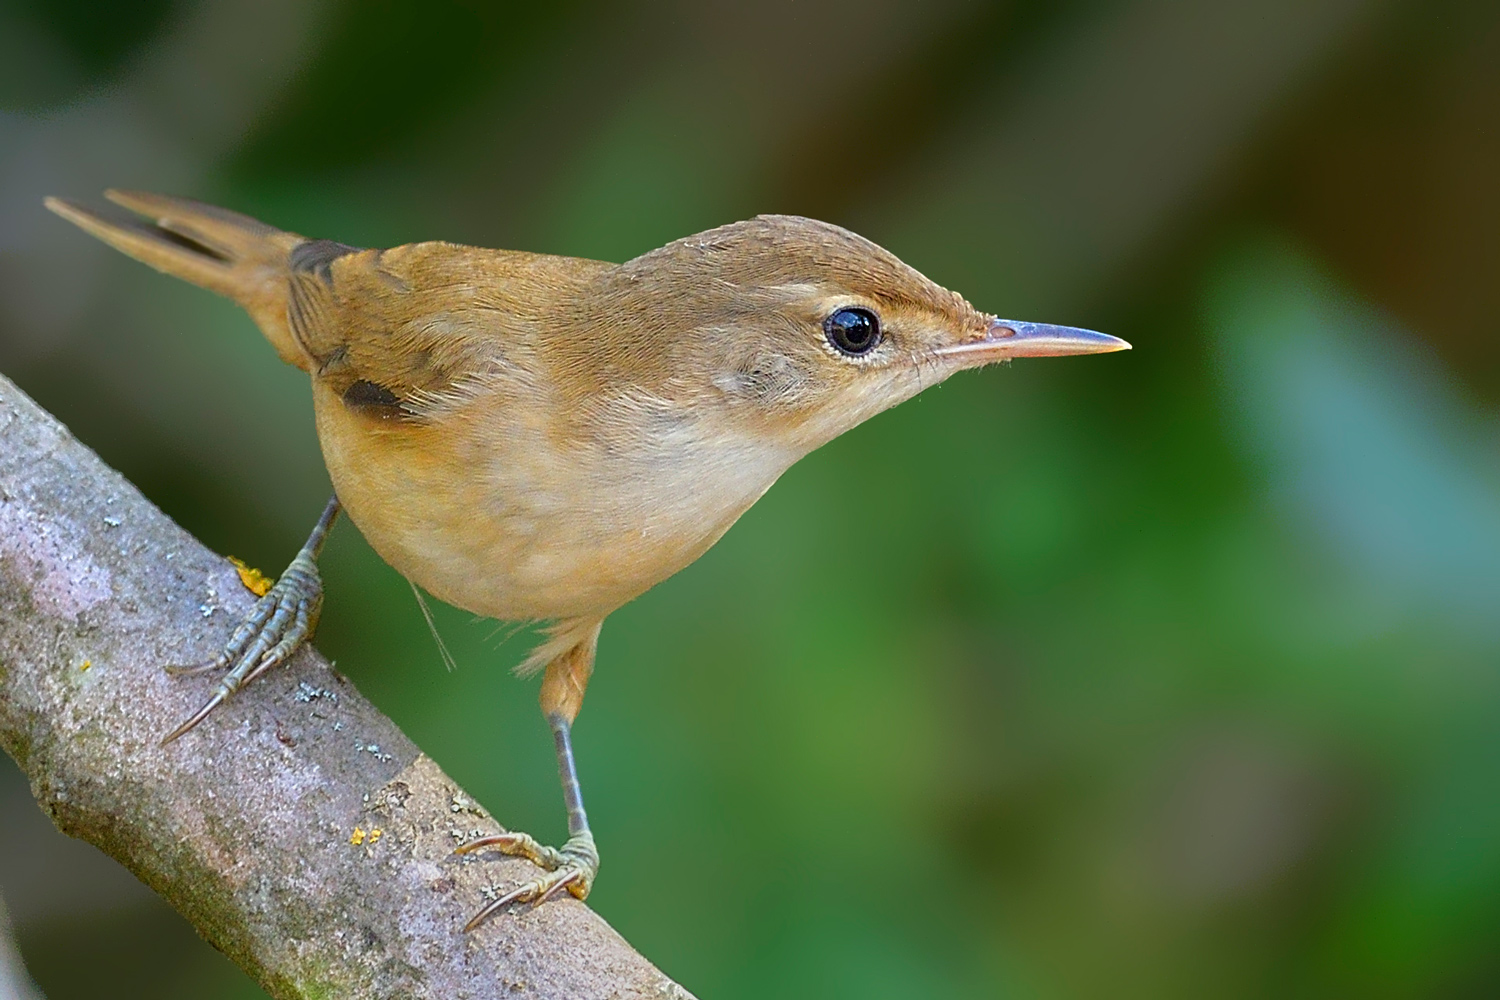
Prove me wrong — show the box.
[162,495,341,744]
[457,625,602,930]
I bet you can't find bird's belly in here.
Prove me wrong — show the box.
[312,387,787,622]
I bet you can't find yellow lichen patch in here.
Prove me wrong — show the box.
[229,556,273,597]
[79,659,92,672]
[349,827,384,850]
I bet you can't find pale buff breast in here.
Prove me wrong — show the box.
[312,384,795,624]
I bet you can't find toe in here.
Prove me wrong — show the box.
[463,866,588,931]
[454,831,563,869]
[536,868,586,904]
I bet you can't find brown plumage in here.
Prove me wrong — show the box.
[45,189,1128,920]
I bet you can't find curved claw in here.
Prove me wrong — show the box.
[452,834,509,856]
[462,896,512,933]
[463,867,587,932]
[453,831,563,869]
[164,659,228,677]
[161,688,228,745]
[535,868,585,905]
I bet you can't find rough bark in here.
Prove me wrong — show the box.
[0,372,693,1000]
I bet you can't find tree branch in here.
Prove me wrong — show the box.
[0,372,693,1000]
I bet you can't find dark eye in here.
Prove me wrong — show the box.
[824,307,882,356]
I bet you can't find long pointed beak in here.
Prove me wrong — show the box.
[934,318,1131,365]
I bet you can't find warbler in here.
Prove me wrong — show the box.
[46,190,1128,929]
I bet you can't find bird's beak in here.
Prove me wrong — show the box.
[933,318,1131,366]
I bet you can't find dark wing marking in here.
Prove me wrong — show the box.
[341,378,410,420]
[287,239,363,370]
[289,239,361,285]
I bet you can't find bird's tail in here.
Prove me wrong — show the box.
[44,190,315,371]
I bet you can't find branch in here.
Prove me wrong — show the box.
[0,372,693,1000]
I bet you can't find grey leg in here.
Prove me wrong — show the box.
[454,712,601,930]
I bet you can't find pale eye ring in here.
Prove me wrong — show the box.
[824,307,881,356]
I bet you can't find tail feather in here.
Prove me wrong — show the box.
[44,191,315,371]
[103,188,284,258]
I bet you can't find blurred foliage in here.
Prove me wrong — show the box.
[4,0,175,79]
[2,0,1499,998]
[236,0,579,175]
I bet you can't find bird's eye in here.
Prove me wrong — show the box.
[824,307,882,356]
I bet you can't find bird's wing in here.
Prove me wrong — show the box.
[296,240,610,422]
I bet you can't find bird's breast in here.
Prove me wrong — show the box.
[311,383,794,623]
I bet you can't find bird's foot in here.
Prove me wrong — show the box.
[455,829,599,930]
[162,548,324,744]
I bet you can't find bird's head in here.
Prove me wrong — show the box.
[564,215,1129,457]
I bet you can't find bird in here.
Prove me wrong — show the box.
[45,189,1129,929]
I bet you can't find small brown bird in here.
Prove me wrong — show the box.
[46,190,1128,928]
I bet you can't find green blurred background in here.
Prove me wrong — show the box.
[2,0,1499,996]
